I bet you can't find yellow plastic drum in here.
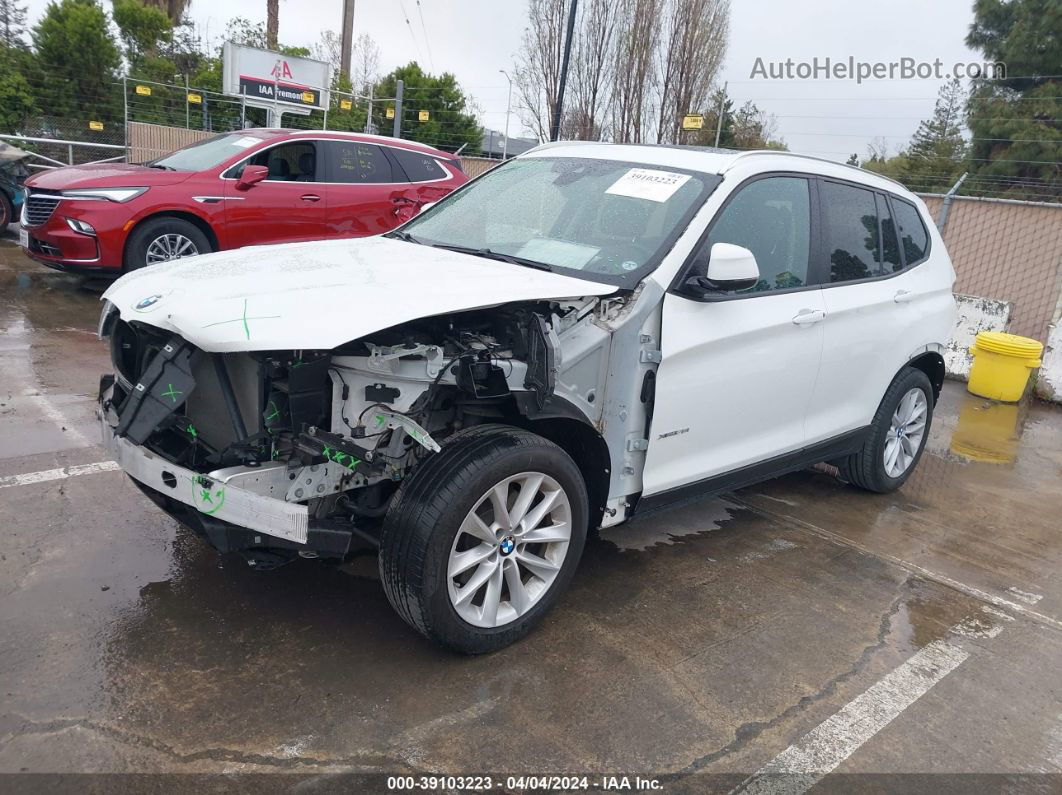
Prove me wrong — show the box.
[967,332,1043,402]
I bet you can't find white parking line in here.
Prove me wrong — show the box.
[0,460,120,489]
[733,636,972,794]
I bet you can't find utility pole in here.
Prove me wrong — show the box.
[364,84,373,134]
[499,69,513,159]
[393,79,404,139]
[340,0,356,81]
[549,0,578,142]
[713,81,727,148]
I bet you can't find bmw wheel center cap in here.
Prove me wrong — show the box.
[499,536,515,556]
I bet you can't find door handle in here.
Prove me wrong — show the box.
[300,194,321,202]
[894,289,914,303]
[792,309,826,326]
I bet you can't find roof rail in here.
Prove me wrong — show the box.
[726,149,907,189]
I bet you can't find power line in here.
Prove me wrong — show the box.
[415,1,435,73]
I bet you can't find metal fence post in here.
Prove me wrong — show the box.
[122,75,129,157]
[364,85,373,134]
[67,143,73,165]
[185,74,190,129]
[393,79,403,139]
[323,89,329,131]
[938,172,968,233]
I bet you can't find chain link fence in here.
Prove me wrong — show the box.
[920,193,1062,343]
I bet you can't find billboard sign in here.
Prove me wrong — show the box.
[222,42,331,111]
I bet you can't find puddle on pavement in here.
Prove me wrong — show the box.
[600,496,740,551]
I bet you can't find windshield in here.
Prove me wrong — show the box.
[148,132,271,172]
[399,156,719,284]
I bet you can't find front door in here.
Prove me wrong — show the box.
[642,175,825,497]
[222,140,330,248]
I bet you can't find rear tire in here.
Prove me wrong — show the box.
[124,217,211,271]
[379,425,588,654]
[837,366,934,493]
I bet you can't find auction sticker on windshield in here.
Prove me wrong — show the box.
[606,168,691,202]
[231,136,260,148]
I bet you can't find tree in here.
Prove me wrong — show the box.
[374,62,481,153]
[846,153,860,166]
[569,0,619,140]
[0,0,27,47]
[862,139,909,181]
[900,79,968,193]
[139,0,189,25]
[266,0,279,50]
[611,0,659,143]
[0,46,35,130]
[965,0,1061,199]
[112,0,172,67]
[656,0,729,144]
[32,0,122,124]
[513,0,567,142]
[692,92,784,150]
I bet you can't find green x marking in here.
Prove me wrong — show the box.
[161,383,182,403]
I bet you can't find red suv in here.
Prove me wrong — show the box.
[20,129,468,274]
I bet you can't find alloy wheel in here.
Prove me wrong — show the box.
[447,471,572,629]
[145,233,199,264]
[884,387,928,477]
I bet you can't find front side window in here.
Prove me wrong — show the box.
[225,142,317,182]
[325,141,394,183]
[892,198,930,265]
[398,157,717,285]
[704,176,811,293]
[820,181,880,283]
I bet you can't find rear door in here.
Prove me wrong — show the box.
[320,140,402,237]
[642,174,827,496]
[806,182,929,443]
[221,140,330,248]
[387,146,460,220]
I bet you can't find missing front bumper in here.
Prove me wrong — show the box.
[100,408,311,544]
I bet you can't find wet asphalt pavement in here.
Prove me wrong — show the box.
[1,231,1061,792]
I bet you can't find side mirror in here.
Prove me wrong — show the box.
[685,243,760,295]
[236,164,269,190]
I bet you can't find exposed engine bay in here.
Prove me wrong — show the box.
[99,290,659,567]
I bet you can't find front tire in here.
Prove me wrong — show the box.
[379,425,589,654]
[0,192,12,231]
[124,217,211,271]
[838,366,934,493]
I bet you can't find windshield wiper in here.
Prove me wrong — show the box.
[146,163,175,171]
[430,243,552,271]
[385,230,424,244]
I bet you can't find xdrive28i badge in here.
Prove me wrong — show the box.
[134,294,163,312]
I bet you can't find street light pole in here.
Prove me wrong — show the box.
[499,69,513,160]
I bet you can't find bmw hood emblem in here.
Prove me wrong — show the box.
[135,294,163,311]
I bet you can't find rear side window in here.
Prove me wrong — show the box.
[324,141,394,183]
[820,181,880,283]
[892,198,930,265]
[390,148,447,182]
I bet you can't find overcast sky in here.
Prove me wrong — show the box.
[22,0,984,161]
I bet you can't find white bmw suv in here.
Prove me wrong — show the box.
[98,143,956,652]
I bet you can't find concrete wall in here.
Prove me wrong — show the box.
[945,294,1012,381]
[1037,323,1062,402]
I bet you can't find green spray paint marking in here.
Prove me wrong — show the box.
[161,383,183,403]
[203,298,281,341]
[265,401,281,425]
[321,445,361,472]
[186,424,198,439]
[192,476,226,515]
